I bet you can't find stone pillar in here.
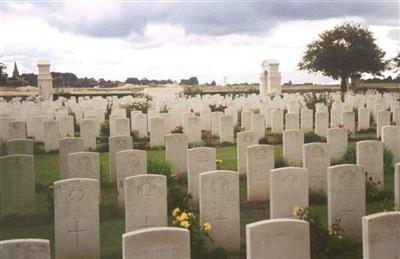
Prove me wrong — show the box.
[260,60,282,96]
[37,60,53,100]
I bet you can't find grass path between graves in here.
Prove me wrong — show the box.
[1,133,395,259]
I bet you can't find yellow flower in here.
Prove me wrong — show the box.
[180,220,190,229]
[188,212,195,219]
[292,207,301,216]
[203,222,212,233]
[216,159,223,164]
[337,235,343,240]
[179,212,189,221]
[172,208,180,217]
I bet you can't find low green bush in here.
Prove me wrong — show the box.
[304,132,326,143]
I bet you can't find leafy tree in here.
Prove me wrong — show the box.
[298,23,387,100]
[392,52,400,70]
[180,76,199,85]
[210,80,216,86]
[20,73,37,86]
[0,62,8,86]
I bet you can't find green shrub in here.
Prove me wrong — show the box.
[366,177,391,202]
[258,137,268,144]
[100,120,110,137]
[234,124,243,138]
[294,207,359,258]
[120,95,152,114]
[384,147,394,175]
[205,247,231,259]
[303,92,334,111]
[171,208,213,258]
[333,144,356,165]
[266,134,282,145]
[209,104,227,112]
[309,189,327,205]
[159,104,170,113]
[275,157,288,168]
[148,159,191,211]
[33,142,45,154]
[304,132,326,143]
[250,108,260,114]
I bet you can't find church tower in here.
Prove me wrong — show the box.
[12,62,20,79]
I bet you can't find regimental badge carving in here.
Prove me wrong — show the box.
[211,176,229,192]
[282,175,300,189]
[14,141,26,153]
[366,143,378,153]
[339,170,358,188]
[311,145,324,158]
[115,139,127,149]
[136,182,156,196]
[243,134,254,143]
[77,156,91,174]
[68,188,85,202]
[196,150,209,162]
[127,154,140,168]
[255,148,267,160]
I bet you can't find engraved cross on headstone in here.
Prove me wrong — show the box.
[68,221,86,248]
[138,215,156,229]
[214,210,228,236]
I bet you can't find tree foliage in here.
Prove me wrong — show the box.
[299,23,386,79]
[0,62,7,86]
[298,23,387,99]
[180,76,199,85]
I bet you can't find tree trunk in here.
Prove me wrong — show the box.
[340,76,347,102]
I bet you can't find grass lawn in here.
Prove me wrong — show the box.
[0,131,395,259]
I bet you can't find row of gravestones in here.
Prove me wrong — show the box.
[0,172,400,259]
[2,211,400,258]
[1,132,396,205]
[1,124,399,211]
[2,95,399,149]
[2,138,400,257]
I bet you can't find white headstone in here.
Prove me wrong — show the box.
[362,211,400,259]
[199,170,240,252]
[237,131,259,174]
[59,137,84,179]
[247,144,274,201]
[283,130,304,166]
[109,136,133,182]
[270,167,308,219]
[54,178,100,259]
[67,152,100,180]
[123,227,190,259]
[124,175,167,232]
[166,134,188,175]
[187,147,216,205]
[0,239,50,259]
[246,219,310,259]
[327,128,348,161]
[0,155,35,217]
[357,140,384,188]
[303,143,330,192]
[116,149,147,206]
[328,164,365,238]
[80,119,97,150]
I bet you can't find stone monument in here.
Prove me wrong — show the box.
[37,60,53,100]
[259,60,282,95]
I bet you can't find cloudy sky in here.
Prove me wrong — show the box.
[1,0,399,84]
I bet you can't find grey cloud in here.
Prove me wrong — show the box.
[6,1,399,38]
